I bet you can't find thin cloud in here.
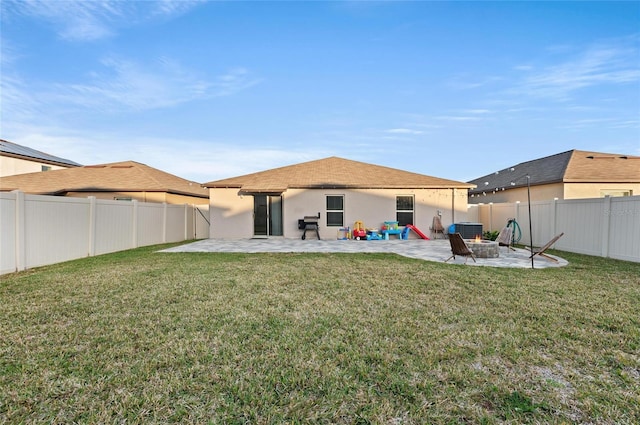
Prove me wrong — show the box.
[53,57,261,111]
[0,74,48,124]
[513,65,533,71]
[5,129,329,183]
[385,128,424,135]
[153,0,207,17]
[559,117,640,131]
[447,75,503,90]
[462,109,492,114]
[2,0,204,41]
[434,115,482,122]
[515,38,640,100]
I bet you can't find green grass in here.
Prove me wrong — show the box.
[1,244,639,424]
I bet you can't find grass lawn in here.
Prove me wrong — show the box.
[1,244,639,424]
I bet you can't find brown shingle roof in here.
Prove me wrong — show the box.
[0,160,208,198]
[564,150,640,182]
[204,156,474,192]
[468,149,640,194]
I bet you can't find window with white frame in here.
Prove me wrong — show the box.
[600,189,632,197]
[396,195,414,226]
[326,195,344,226]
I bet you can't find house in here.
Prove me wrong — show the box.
[0,160,209,205]
[467,150,640,204]
[203,156,474,239]
[0,139,82,177]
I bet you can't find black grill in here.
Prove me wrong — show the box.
[299,213,321,240]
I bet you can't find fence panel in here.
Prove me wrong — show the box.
[94,199,135,255]
[554,199,604,256]
[195,205,210,239]
[530,201,555,248]
[137,203,165,247]
[470,196,639,262]
[608,197,640,261]
[24,195,91,269]
[1,192,205,274]
[166,205,186,243]
[0,193,17,274]
[490,203,518,233]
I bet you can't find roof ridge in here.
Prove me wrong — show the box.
[204,156,473,190]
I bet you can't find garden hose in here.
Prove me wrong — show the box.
[507,218,522,243]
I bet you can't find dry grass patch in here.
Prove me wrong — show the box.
[1,245,639,424]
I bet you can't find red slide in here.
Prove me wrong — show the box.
[406,224,430,240]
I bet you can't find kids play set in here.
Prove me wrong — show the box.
[338,221,430,241]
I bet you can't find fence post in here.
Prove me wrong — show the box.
[132,200,139,248]
[14,191,26,272]
[88,196,96,257]
[515,201,525,245]
[162,203,167,243]
[601,196,611,258]
[184,204,189,241]
[489,203,493,232]
[552,198,558,237]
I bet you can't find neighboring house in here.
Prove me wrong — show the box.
[203,156,474,239]
[0,139,82,177]
[468,150,640,204]
[0,160,209,205]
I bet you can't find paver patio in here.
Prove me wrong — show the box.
[162,239,568,268]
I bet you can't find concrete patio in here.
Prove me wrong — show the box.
[162,239,568,268]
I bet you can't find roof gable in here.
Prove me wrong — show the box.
[0,139,82,167]
[204,157,473,192]
[468,149,640,194]
[0,160,208,198]
[564,150,640,182]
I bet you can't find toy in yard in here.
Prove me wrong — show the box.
[352,221,367,240]
[366,228,383,240]
[337,227,350,240]
[403,224,430,240]
[381,221,402,240]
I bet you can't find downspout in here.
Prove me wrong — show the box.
[451,188,456,224]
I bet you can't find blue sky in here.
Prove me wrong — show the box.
[1,1,639,183]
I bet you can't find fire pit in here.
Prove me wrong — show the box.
[465,237,499,258]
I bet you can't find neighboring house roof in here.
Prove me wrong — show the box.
[468,150,640,195]
[0,139,82,167]
[204,156,474,192]
[0,160,209,198]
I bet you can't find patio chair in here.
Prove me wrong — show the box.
[444,232,476,264]
[496,226,516,252]
[529,232,564,262]
[430,215,445,239]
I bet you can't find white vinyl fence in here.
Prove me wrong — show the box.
[467,196,640,263]
[1,191,209,275]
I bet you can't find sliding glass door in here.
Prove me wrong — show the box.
[253,195,283,237]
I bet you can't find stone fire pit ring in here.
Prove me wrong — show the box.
[465,239,500,258]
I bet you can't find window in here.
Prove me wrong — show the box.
[41,165,51,171]
[600,190,632,197]
[326,195,344,226]
[396,195,414,226]
[114,197,133,201]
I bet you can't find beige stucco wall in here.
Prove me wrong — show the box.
[209,187,470,239]
[564,183,639,199]
[165,192,209,205]
[65,191,207,205]
[0,156,71,177]
[209,188,255,238]
[469,182,639,204]
[469,183,564,204]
